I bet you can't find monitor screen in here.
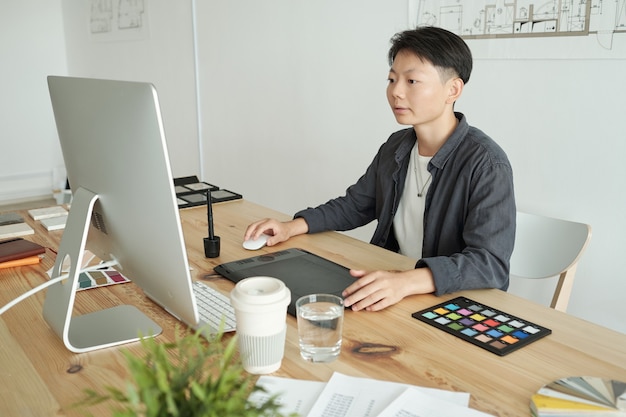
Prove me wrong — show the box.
[44,76,199,352]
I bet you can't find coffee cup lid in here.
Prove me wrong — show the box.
[230,276,291,312]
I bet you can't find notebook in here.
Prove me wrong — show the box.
[0,238,46,263]
[214,248,355,316]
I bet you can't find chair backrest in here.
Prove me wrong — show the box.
[509,211,592,312]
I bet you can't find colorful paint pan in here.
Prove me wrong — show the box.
[412,297,552,356]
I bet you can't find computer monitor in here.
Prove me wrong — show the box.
[44,76,199,353]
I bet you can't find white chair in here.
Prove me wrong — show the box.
[509,211,592,312]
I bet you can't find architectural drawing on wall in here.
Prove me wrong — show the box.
[90,0,147,41]
[410,0,626,39]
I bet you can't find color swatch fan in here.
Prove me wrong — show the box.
[531,376,626,416]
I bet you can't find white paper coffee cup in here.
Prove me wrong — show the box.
[229,277,291,374]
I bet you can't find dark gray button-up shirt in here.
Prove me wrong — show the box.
[295,113,516,295]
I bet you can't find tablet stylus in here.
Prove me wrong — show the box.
[203,189,220,258]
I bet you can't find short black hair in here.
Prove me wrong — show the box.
[388,26,473,84]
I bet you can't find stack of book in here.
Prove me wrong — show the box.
[0,237,46,269]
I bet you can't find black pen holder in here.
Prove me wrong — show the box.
[203,236,220,258]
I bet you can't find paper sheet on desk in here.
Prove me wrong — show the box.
[377,387,494,417]
[250,372,470,417]
[306,373,470,417]
[249,376,326,416]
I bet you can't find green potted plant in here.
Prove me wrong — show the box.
[76,328,293,417]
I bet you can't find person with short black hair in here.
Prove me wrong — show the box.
[245,26,516,312]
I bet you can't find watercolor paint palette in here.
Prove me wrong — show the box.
[412,297,552,356]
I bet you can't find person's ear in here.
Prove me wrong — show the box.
[446,77,464,104]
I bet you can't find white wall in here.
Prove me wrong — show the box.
[195,0,405,225]
[0,0,68,203]
[60,0,200,178]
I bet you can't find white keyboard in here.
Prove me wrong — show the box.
[192,281,237,333]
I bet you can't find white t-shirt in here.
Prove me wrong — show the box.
[393,143,432,260]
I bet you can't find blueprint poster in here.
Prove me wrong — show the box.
[409,0,626,38]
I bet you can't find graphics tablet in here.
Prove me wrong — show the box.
[214,248,355,316]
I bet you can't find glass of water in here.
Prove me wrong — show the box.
[295,294,344,363]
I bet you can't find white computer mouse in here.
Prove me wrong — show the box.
[242,234,270,250]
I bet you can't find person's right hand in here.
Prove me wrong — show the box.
[243,217,309,247]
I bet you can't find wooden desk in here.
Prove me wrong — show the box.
[1,200,625,416]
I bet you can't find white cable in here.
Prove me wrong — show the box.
[0,259,120,316]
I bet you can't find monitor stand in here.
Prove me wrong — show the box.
[42,187,162,353]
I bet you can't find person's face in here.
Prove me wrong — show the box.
[386,50,458,128]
